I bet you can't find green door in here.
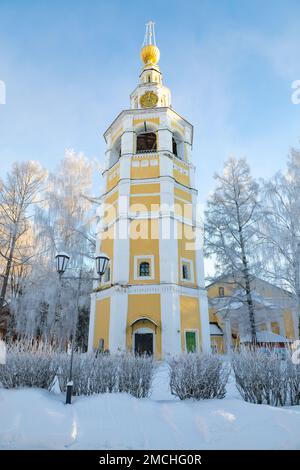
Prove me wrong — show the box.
[185,331,197,353]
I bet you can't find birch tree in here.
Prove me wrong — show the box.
[205,158,261,342]
[260,148,300,338]
[0,161,46,312]
[13,150,96,346]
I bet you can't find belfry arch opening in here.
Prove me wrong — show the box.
[110,137,121,167]
[136,131,157,153]
[172,133,184,160]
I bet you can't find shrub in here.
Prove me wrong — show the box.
[0,340,57,390]
[168,353,230,400]
[118,353,155,398]
[232,349,300,406]
[57,352,154,398]
[0,342,156,398]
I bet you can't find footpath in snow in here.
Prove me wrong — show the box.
[0,362,300,450]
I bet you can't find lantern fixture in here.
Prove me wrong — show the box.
[95,252,110,278]
[55,252,70,277]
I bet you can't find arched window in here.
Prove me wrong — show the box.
[172,133,184,160]
[109,137,121,167]
[136,132,157,153]
[139,261,150,277]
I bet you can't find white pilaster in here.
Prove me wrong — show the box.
[121,115,134,156]
[198,289,211,353]
[160,288,181,357]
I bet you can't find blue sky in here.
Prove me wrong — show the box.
[0,0,300,200]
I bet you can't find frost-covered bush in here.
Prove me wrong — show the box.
[0,342,156,398]
[232,349,300,406]
[168,353,230,400]
[57,352,118,395]
[57,352,94,396]
[118,354,154,398]
[57,352,154,397]
[0,340,57,390]
[285,357,300,406]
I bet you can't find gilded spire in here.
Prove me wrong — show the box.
[140,21,160,66]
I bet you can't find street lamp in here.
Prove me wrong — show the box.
[55,252,70,279]
[95,252,110,281]
[55,251,110,404]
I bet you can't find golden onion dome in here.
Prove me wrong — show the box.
[140,44,160,65]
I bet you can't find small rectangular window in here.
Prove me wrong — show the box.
[218,286,225,297]
[181,259,193,282]
[134,255,154,280]
[182,263,190,280]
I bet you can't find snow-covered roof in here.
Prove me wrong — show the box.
[210,323,223,336]
[240,331,293,344]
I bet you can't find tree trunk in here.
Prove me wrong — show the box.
[0,233,17,311]
[236,201,257,343]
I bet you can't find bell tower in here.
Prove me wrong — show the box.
[88,22,211,358]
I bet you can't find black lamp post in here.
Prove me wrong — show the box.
[55,251,109,404]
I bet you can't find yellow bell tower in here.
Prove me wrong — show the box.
[88,22,211,358]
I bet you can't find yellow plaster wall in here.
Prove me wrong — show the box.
[284,309,295,339]
[178,222,197,287]
[131,157,160,179]
[130,195,161,212]
[93,297,110,350]
[111,127,123,145]
[180,295,201,351]
[106,163,120,192]
[174,187,192,202]
[209,307,219,323]
[126,294,161,358]
[211,336,224,354]
[133,117,160,127]
[129,219,160,284]
[174,198,193,220]
[173,161,190,186]
[130,183,160,195]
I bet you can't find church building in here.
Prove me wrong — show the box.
[88,22,211,358]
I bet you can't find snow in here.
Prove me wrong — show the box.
[240,331,293,343]
[209,323,223,336]
[0,362,300,450]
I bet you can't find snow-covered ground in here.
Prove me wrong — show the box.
[0,362,300,450]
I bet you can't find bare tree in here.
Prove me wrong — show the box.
[0,161,46,312]
[13,150,96,346]
[259,148,300,338]
[205,158,261,343]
